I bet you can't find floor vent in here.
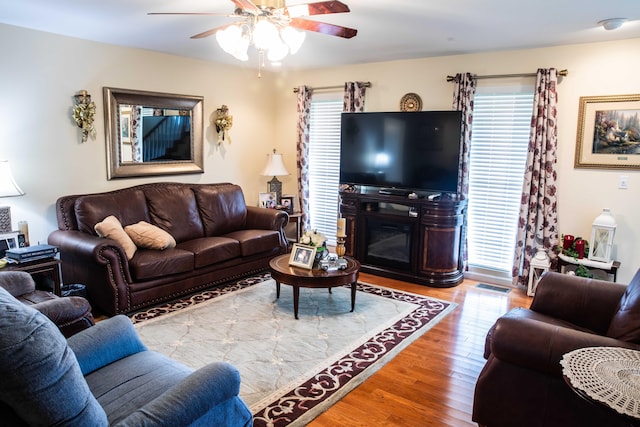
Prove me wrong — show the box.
[476,283,511,294]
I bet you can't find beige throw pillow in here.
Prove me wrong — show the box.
[124,221,176,250]
[94,215,137,260]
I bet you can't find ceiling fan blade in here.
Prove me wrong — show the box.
[290,17,357,38]
[231,0,260,14]
[148,12,230,16]
[190,22,238,39]
[286,1,350,17]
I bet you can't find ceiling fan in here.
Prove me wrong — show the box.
[149,0,357,66]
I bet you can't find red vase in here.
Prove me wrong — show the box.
[563,234,574,250]
[575,239,585,259]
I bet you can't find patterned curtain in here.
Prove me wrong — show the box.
[131,105,143,163]
[296,86,312,231]
[343,82,367,112]
[451,73,476,270]
[512,68,559,287]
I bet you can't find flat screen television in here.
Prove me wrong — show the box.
[339,111,462,194]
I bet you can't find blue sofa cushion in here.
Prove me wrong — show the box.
[0,287,108,426]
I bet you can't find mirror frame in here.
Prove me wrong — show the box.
[104,87,204,179]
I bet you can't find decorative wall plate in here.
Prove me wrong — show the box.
[400,93,422,112]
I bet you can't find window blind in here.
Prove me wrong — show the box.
[467,90,534,272]
[308,99,343,246]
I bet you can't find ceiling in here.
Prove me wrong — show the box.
[1,0,639,72]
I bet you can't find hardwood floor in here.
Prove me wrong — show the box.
[309,272,532,427]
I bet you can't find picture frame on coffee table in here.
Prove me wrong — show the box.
[289,243,316,269]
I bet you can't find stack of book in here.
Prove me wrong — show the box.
[6,244,59,263]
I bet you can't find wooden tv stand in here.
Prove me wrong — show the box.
[339,188,467,287]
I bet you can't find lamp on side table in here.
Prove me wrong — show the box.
[261,149,290,203]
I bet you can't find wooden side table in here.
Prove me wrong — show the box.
[556,254,621,282]
[4,258,62,296]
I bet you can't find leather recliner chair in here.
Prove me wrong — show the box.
[473,269,640,427]
[0,270,94,337]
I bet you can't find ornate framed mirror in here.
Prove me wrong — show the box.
[104,87,204,179]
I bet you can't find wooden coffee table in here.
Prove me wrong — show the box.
[269,254,360,319]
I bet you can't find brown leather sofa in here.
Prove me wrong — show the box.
[0,270,94,337]
[48,182,288,316]
[473,269,640,427]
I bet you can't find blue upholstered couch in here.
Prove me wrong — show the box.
[0,286,252,426]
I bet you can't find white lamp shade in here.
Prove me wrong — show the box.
[216,25,249,61]
[0,160,25,197]
[262,152,290,177]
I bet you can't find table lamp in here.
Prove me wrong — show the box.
[261,149,290,203]
[0,160,25,233]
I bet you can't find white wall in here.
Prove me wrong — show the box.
[0,24,280,247]
[274,38,640,283]
[2,21,639,283]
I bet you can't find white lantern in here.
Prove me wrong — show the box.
[588,208,616,263]
[528,247,550,296]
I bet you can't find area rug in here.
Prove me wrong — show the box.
[131,274,456,426]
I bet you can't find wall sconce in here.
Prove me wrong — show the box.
[588,208,616,263]
[214,105,233,145]
[0,160,25,233]
[261,149,290,203]
[72,90,97,142]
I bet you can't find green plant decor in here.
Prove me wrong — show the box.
[575,264,593,278]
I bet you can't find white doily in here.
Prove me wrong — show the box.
[561,347,640,419]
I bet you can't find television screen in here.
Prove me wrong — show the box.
[340,111,462,194]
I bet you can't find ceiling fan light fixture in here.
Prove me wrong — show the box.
[281,26,306,54]
[267,38,289,62]
[598,18,628,30]
[253,18,279,51]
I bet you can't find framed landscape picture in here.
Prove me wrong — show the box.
[575,94,640,170]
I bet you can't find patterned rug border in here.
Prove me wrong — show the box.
[129,274,457,427]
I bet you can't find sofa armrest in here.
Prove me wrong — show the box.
[115,362,250,427]
[67,315,146,375]
[32,296,94,330]
[530,271,626,334]
[0,271,36,297]
[246,206,289,252]
[246,206,288,230]
[490,315,640,377]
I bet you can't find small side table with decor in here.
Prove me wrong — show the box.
[562,347,640,425]
[557,253,621,282]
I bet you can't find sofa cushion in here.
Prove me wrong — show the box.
[125,221,176,250]
[128,248,194,281]
[0,287,108,426]
[85,351,193,425]
[74,190,150,235]
[224,229,280,257]
[145,184,205,242]
[194,184,248,237]
[607,269,640,342]
[95,215,137,259]
[177,237,242,269]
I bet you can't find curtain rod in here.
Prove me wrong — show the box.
[446,69,568,82]
[293,82,372,93]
